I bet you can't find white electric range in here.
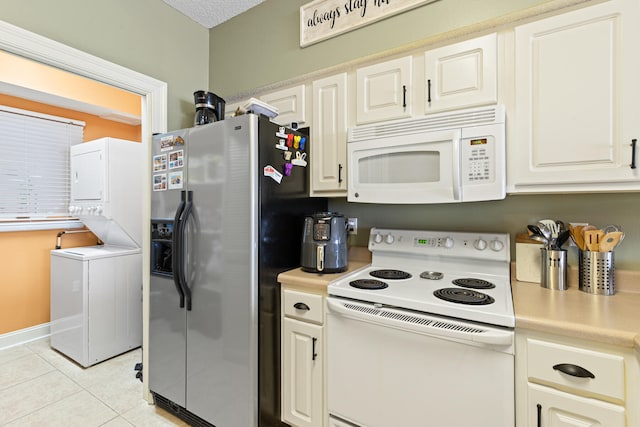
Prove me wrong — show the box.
[326,228,515,427]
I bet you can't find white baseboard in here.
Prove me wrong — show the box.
[0,323,50,350]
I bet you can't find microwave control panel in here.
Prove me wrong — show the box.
[462,136,494,184]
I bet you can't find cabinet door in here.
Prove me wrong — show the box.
[510,0,640,192]
[356,56,412,124]
[261,85,307,127]
[311,73,347,196]
[528,383,625,427]
[282,318,323,427]
[424,33,497,113]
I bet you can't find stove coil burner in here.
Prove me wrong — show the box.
[350,279,389,290]
[369,269,412,280]
[452,278,495,289]
[420,271,444,280]
[433,288,495,305]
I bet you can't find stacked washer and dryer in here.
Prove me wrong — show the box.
[49,137,143,367]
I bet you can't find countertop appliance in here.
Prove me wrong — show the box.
[327,227,514,426]
[300,212,347,273]
[148,114,326,427]
[50,137,143,367]
[347,104,506,204]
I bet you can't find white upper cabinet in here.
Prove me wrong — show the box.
[260,84,307,127]
[356,56,412,124]
[311,73,348,196]
[424,33,498,114]
[509,0,640,193]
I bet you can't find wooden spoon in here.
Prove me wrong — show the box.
[599,231,623,252]
[569,224,585,251]
[584,229,604,251]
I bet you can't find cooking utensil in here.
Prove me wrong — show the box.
[554,229,571,248]
[536,221,553,240]
[598,231,623,252]
[584,229,604,251]
[568,224,586,251]
[527,224,549,247]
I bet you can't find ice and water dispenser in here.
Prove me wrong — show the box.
[151,220,174,277]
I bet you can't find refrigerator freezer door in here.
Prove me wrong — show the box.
[183,116,258,426]
[149,129,190,408]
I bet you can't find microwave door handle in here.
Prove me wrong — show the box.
[452,131,462,201]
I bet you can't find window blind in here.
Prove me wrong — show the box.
[0,106,85,219]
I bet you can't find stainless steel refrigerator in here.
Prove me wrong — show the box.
[148,114,326,427]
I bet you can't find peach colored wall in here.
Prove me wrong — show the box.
[0,228,99,334]
[0,94,141,142]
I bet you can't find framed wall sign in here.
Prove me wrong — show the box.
[300,0,439,47]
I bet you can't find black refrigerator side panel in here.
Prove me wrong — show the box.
[257,116,328,426]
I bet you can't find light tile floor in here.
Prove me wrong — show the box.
[0,338,186,426]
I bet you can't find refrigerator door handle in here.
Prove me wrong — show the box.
[178,190,194,311]
[171,191,186,308]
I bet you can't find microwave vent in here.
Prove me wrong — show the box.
[349,105,505,142]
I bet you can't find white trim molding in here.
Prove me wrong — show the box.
[0,323,50,350]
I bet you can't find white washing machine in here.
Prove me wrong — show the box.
[50,245,142,367]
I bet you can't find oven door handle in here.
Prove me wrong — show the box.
[327,297,513,347]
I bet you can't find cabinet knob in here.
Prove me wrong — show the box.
[293,302,310,311]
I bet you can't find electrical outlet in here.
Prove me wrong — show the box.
[347,217,358,235]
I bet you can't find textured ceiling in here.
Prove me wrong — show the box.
[162,0,266,28]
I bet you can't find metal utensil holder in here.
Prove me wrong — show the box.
[540,248,567,291]
[578,250,615,295]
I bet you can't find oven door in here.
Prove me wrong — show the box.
[326,297,514,427]
[347,128,461,204]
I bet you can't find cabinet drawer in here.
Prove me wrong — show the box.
[527,338,625,401]
[283,289,324,325]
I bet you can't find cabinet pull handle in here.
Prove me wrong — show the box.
[427,79,432,105]
[338,164,343,184]
[293,302,310,311]
[631,138,637,169]
[402,85,407,108]
[536,404,542,427]
[312,337,318,361]
[553,363,595,378]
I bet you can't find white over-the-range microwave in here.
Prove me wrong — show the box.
[347,105,506,204]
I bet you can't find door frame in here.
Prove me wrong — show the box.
[0,19,167,401]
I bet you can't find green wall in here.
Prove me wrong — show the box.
[210,0,640,271]
[0,0,209,130]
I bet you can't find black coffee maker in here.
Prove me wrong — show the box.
[194,90,225,126]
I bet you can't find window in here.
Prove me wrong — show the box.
[0,105,84,223]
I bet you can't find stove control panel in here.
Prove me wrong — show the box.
[368,227,510,262]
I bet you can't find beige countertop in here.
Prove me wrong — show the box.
[512,268,640,353]
[278,249,640,353]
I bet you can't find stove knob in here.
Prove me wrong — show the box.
[385,234,395,244]
[489,239,504,252]
[443,237,454,248]
[374,233,383,244]
[473,238,487,251]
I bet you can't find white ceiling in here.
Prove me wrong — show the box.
[162,0,267,28]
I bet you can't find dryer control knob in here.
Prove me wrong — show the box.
[473,238,487,251]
